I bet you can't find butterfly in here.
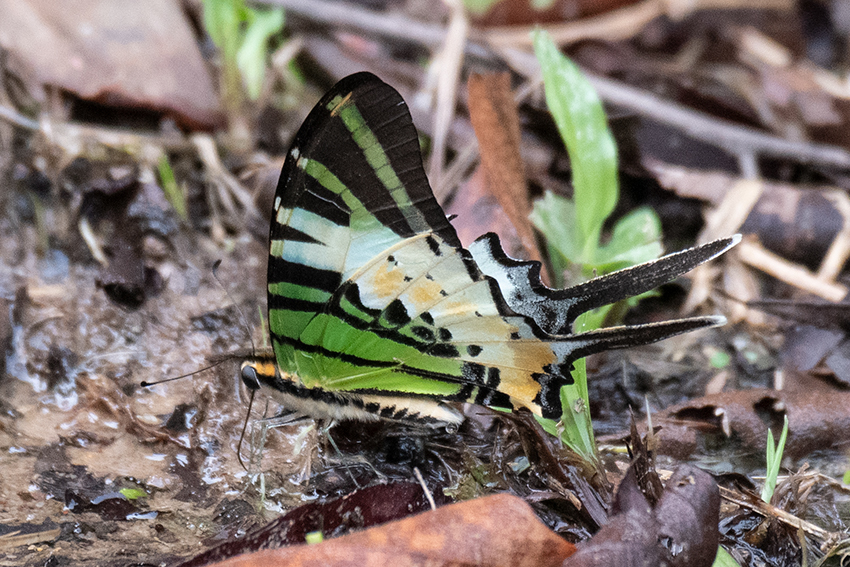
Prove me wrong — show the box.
[239,72,738,426]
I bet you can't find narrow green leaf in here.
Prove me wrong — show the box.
[535,312,597,462]
[761,415,789,503]
[203,0,247,110]
[533,29,618,262]
[158,154,187,221]
[709,349,732,369]
[203,0,243,64]
[596,207,663,268]
[119,487,146,500]
[463,0,502,15]
[529,191,580,269]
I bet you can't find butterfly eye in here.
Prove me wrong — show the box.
[240,364,261,391]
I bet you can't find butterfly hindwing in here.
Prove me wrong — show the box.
[262,72,735,423]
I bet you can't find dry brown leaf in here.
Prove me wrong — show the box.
[567,464,719,567]
[205,493,576,567]
[0,0,222,130]
[466,73,547,280]
[649,161,848,269]
[448,166,525,254]
[734,26,850,151]
[647,388,850,460]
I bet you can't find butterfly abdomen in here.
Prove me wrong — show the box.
[241,358,464,424]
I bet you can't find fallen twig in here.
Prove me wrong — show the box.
[0,103,39,130]
[737,236,848,302]
[719,486,842,546]
[425,0,467,191]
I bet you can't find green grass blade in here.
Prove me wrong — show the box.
[713,546,743,567]
[534,312,597,462]
[158,154,187,221]
[761,415,789,503]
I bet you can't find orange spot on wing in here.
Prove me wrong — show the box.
[407,278,443,309]
[510,341,556,371]
[497,367,542,409]
[256,361,278,377]
[370,263,406,299]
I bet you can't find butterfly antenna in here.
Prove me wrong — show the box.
[211,259,257,358]
[140,359,234,388]
[236,388,257,472]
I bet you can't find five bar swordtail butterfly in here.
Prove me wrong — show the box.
[238,72,738,426]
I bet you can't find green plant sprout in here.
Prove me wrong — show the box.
[529,32,746,567]
[708,418,788,567]
[202,0,284,110]
[761,415,789,503]
[462,0,502,15]
[708,348,732,370]
[157,154,187,221]
[530,30,663,462]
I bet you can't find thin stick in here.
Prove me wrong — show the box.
[498,46,850,169]
[737,236,848,302]
[483,0,665,47]
[719,486,840,544]
[818,191,850,283]
[426,0,467,190]
[413,466,436,511]
[0,104,39,130]
[236,390,257,472]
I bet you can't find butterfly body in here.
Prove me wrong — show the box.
[241,358,464,423]
[246,72,737,424]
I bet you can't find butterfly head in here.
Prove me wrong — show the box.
[239,357,278,392]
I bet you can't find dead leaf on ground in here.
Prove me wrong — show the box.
[200,493,576,567]
[180,482,441,567]
[734,26,850,152]
[759,302,850,387]
[567,464,720,567]
[499,411,611,529]
[750,299,850,331]
[464,73,547,279]
[448,167,526,254]
[0,520,61,551]
[0,0,222,130]
[633,388,850,459]
[649,161,847,270]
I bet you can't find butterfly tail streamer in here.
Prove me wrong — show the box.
[557,315,726,363]
[535,315,726,417]
[470,234,740,335]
